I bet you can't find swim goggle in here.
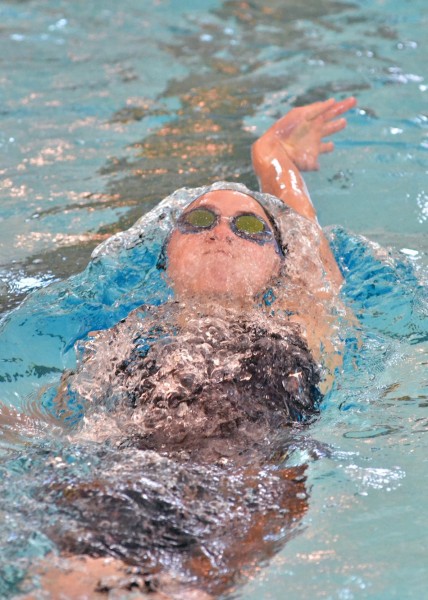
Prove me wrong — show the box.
[177,207,276,246]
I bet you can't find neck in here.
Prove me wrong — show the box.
[175,291,257,315]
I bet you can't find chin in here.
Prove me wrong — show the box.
[177,278,264,302]
[169,263,271,302]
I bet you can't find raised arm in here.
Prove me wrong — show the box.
[251,97,356,290]
[251,97,357,221]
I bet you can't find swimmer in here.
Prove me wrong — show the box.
[18,96,356,599]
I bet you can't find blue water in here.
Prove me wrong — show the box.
[0,0,427,598]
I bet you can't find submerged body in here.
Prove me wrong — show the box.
[36,301,315,597]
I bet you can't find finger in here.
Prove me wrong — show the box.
[301,153,320,171]
[322,117,347,137]
[320,141,334,154]
[305,98,336,122]
[324,96,356,121]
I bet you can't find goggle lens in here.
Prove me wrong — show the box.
[182,208,217,228]
[234,214,265,235]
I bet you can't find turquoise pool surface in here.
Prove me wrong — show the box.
[0,0,427,598]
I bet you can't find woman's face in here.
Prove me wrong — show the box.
[166,190,281,300]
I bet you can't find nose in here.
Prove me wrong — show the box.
[208,219,233,242]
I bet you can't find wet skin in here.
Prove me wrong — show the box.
[166,190,281,300]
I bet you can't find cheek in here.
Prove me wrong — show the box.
[244,245,281,283]
[166,235,202,280]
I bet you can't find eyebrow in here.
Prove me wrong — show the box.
[185,200,267,218]
[182,204,219,214]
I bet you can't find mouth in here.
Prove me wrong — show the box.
[203,249,232,257]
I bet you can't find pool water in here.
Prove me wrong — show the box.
[0,0,427,598]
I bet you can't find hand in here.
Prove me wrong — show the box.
[253,97,357,171]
